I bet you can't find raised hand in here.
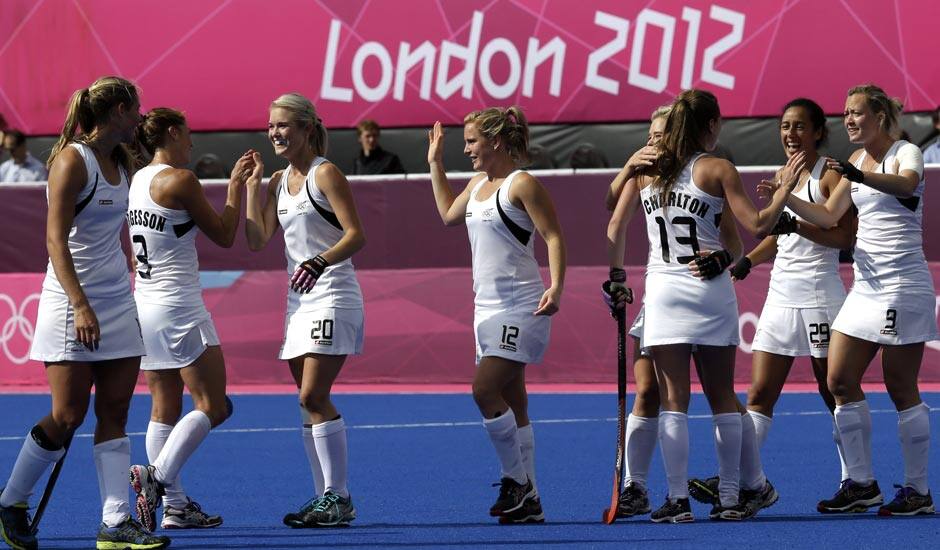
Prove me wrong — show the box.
[624,145,659,175]
[427,121,444,166]
[231,151,255,184]
[246,151,264,188]
[778,151,807,192]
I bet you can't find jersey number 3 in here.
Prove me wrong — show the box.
[654,216,700,264]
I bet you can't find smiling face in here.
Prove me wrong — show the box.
[780,106,822,158]
[268,107,309,158]
[463,122,499,172]
[843,93,882,145]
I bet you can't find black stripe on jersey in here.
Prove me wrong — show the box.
[173,220,196,237]
[75,173,98,217]
[305,181,343,231]
[806,179,814,203]
[496,188,532,246]
[897,196,920,212]
[713,212,721,228]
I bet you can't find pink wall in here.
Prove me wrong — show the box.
[3,266,940,389]
[1,1,936,133]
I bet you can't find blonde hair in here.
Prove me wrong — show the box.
[270,93,328,155]
[651,105,671,121]
[47,76,140,173]
[463,106,530,165]
[848,84,904,139]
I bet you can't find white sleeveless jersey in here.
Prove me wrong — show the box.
[42,143,131,298]
[465,171,545,310]
[767,157,845,308]
[128,164,202,306]
[850,140,933,300]
[641,154,726,276]
[277,157,363,313]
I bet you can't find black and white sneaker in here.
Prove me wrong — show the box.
[877,485,935,517]
[817,479,883,513]
[129,465,166,532]
[709,500,750,521]
[489,478,535,517]
[650,497,694,524]
[616,482,651,517]
[498,495,545,524]
[288,491,356,528]
[0,488,37,550]
[741,480,779,517]
[688,476,719,505]
[283,496,320,527]
[161,499,222,529]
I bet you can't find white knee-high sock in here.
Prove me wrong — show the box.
[658,411,689,500]
[146,421,188,509]
[832,417,850,482]
[483,411,527,485]
[517,424,537,496]
[0,431,65,507]
[834,400,874,484]
[748,410,773,449]
[624,415,658,489]
[94,437,131,527]
[152,411,211,489]
[312,417,349,498]
[740,411,766,491]
[713,413,742,507]
[898,402,930,495]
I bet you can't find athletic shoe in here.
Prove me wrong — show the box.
[290,491,356,528]
[616,482,651,517]
[0,490,37,550]
[741,480,779,517]
[709,500,750,521]
[877,485,935,517]
[283,496,320,527]
[161,499,222,529]
[489,477,536,516]
[817,479,883,513]
[95,517,170,550]
[498,495,545,524]
[129,465,166,532]
[688,476,719,505]
[650,497,694,523]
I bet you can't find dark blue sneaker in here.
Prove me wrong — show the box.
[877,485,935,516]
[95,517,169,549]
[0,489,37,550]
[817,479,883,513]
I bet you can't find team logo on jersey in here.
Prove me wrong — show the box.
[99,199,113,205]
[278,208,288,215]
[296,200,311,213]
[482,208,495,221]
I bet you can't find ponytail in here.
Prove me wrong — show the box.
[654,89,720,206]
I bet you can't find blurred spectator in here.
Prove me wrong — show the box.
[917,107,939,148]
[193,153,229,179]
[353,119,404,175]
[568,143,609,169]
[0,129,48,182]
[525,144,556,169]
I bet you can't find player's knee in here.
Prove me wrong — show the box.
[299,391,331,415]
[633,385,660,416]
[50,410,84,436]
[826,375,851,400]
[746,385,773,410]
[471,381,497,407]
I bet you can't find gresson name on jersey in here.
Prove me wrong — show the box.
[643,190,712,220]
[127,209,168,233]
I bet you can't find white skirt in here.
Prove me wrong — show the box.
[752,303,843,358]
[280,307,364,359]
[643,271,739,347]
[832,290,939,345]
[137,300,220,370]
[30,290,145,363]
[474,306,550,365]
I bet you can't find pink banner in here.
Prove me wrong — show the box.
[1,1,936,134]
[3,266,940,389]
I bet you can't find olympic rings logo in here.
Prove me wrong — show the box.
[0,293,39,365]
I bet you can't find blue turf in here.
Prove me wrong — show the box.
[1,392,938,549]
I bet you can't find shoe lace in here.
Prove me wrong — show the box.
[493,478,519,500]
[313,493,341,513]
[891,484,915,502]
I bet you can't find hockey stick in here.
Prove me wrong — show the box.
[602,307,627,524]
[29,434,73,535]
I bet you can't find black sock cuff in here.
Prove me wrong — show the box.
[30,425,62,452]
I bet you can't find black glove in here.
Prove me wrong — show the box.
[837,160,865,183]
[729,256,752,281]
[291,254,329,293]
[768,211,798,235]
[693,249,734,280]
[602,268,633,316]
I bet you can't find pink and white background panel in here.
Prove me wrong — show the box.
[1,0,936,133]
